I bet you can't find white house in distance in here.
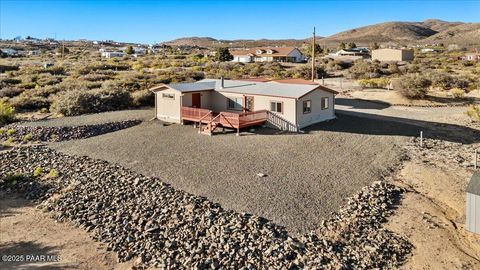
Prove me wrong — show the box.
[150,77,337,135]
[101,51,126,58]
[230,47,306,63]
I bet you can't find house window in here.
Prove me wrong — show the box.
[162,93,175,99]
[227,97,243,111]
[321,97,329,110]
[303,100,311,114]
[270,101,283,113]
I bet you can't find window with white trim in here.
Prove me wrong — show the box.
[321,97,329,110]
[270,101,283,113]
[303,100,311,114]
[227,97,243,110]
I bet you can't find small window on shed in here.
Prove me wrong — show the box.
[270,101,283,113]
[303,100,311,114]
[321,97,329,110]
[162,93,175,99]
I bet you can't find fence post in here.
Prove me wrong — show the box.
[475,149,478,170]
[420,131,423,148]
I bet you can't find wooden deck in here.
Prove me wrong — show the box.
[181,107,268,135]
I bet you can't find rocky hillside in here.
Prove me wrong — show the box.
[163,37,311,48]
[162,19,479,47]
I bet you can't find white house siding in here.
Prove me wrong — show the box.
[155,89,181,123]
[296,90,335,129]
[287,49,306,62]
[233,56,252,63]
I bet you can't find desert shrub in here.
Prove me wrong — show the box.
[33,167,44,176]
[23,133,33,142]
[291,65,327,80]
[0,77,22,85]
[0,64,19,73]
[451,88,465,98]
[47,169,59,178]
[466,105,480,122]
[0,87,25,98]
[132,89,154,106]
[10,95,50,111]
[393,73,431,99]
[51,88,132,116]
[348,60,382,79]
[358,78,391,88]
[0,100,15,126]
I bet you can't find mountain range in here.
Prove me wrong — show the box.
[163,19,479,48]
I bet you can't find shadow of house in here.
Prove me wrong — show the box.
[335,98,391,110]
[304,110,480,144]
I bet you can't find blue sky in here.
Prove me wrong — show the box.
[1,0,479,44]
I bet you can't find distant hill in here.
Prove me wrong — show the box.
[163,36,315,48]
[421,23,480,45]
[162,19,480,48]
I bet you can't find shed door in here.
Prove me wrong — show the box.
[192,93,201,108]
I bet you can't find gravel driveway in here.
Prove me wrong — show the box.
[51,116,407,235]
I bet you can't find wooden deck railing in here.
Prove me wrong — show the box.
[181,106,267,131]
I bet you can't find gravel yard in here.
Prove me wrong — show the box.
[18,108,154,127]
[51,115,408,235]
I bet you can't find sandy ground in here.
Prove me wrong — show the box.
[0,192,134,270]
[387,162,480,269]
[347,88,480,107]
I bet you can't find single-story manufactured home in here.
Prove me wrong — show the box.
[230,47,306,63]
[150,78,337,135]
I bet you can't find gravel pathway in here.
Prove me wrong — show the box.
[51,116,407,235]
[17,108,154,127]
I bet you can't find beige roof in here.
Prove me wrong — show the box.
[230,47,299,57]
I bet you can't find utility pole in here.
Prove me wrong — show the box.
[62,41,65,59]
[311,27,316,82]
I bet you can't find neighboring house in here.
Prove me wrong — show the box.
[371,48,414,62]
[333,48,370,58]
[420,48,434,53]
[28,50,41,56]
[461,48,480,61]
[150,78,337,134]
[230,47,306,63]
[101,51,126,58]
[0,48,18,56]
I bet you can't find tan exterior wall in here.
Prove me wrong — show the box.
[297,90,335,129]
[181,91,213,109]
[372,49,414,62]
[155,88,181,123]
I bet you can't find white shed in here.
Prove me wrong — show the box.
[466,172,480,234]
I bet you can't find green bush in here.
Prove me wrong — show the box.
[466,105,480,122]
[358,78,391,88]
[0,100,15,126]
[33,167,44,177]
[23,133,33,142]
[51,88,132,116]
[393,74,431,99]
[47,169,59,178]
[132,89,154,106]
[451,88,465,98]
